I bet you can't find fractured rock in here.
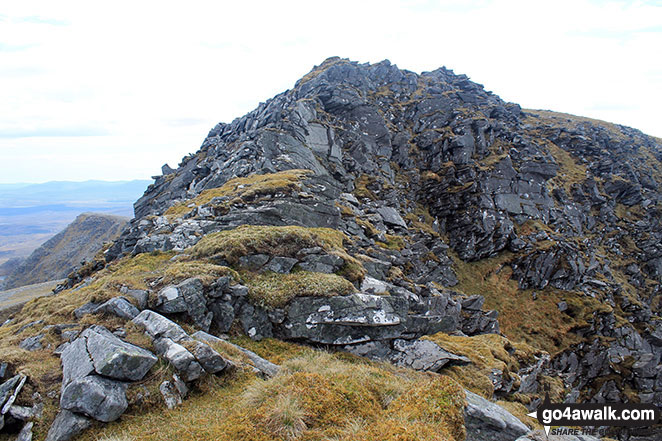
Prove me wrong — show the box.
[60,375,128,422]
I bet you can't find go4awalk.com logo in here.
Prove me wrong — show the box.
[527,394,660,436]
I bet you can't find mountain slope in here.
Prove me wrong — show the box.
[106,57,661,431]
[3,213,128,289]
[0,58,660,441]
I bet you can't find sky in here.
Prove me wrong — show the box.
[1,0,661,183]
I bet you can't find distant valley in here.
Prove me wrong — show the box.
[0,180,149,266]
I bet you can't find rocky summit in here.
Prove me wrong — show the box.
[0,57,661,441]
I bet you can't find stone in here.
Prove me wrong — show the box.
[464,390,529,441]
[159,380,183,409]
[186,339,228,374]
[388,338,470,372]
[153,337,204,382]
[1,374,26,415]
[93,297,140,319]
[9,403,42,420]
[239,303,273,341]
[60,375,128,422]
[193,330,280,378]
[45,409,92,441]
[121,286,149,309]
[132,310,189,342]
[376,207,407,228]
[279,293,408,345]
[73,302,101,319]
[0,362,7,380]
[263,256,298,273]
[154,278,211,331]
[19,334,44,351]
[81,325,158,381]
[238,254,270,270]
[360,276,389,294]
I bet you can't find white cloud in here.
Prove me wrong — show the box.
[0,0,661,183]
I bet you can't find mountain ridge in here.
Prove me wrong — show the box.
[0,57,660,441]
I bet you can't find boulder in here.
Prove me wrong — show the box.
[61,325,157,385]
[81,326,157,381]
[464,390,529,441]
[193,330,280,378]
[16,421,33,441]
[60,375,128,422]
[132,310,189,342]
[19,334,44,351]
[153,337,204,382]
[154,278,212,331]
[377,206,407,228]
[45,410,92,441]
[93,297,140,319]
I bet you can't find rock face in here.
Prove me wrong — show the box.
[57,57,661,439]
[464,390,530,441]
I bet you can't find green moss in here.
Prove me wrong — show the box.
[243,270,356,309]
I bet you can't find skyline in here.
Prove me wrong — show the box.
[1,0,661,183]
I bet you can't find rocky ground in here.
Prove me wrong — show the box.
[0,57,660,440]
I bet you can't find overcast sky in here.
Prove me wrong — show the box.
[1,0,661,183]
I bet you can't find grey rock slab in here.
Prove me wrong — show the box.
[193,330,280,378]
[81,325,157,381]
[60,337,94,387]
[73,302,101,319]
[45,409,92,441]
[132,310,189,342]
[60,375,128,422]
[464,389,529,441]
[120,286,149,309]
[186,339,227,374]
[0,362,7,379]
[19,334,44,351]
[153,337,204,382]
[93,297,140,320]
[263,256,299,274]
[360,276,389,294]
[376,206,407,228]
[154,285,187,313]
[280,293,408,345]
[388,339,470,372]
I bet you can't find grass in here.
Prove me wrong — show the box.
[189,225,346,264]
[450,250,611,355]
[423,332,538,399]
[524,109,629,142]
[84,349,467,441]
[243,271,356,309]
[165,170,312,219]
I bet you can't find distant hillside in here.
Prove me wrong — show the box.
[2,213,128,289]
[0,179,149,266]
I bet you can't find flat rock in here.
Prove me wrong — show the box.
[388,338,471,372]
[377,206,407,228]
